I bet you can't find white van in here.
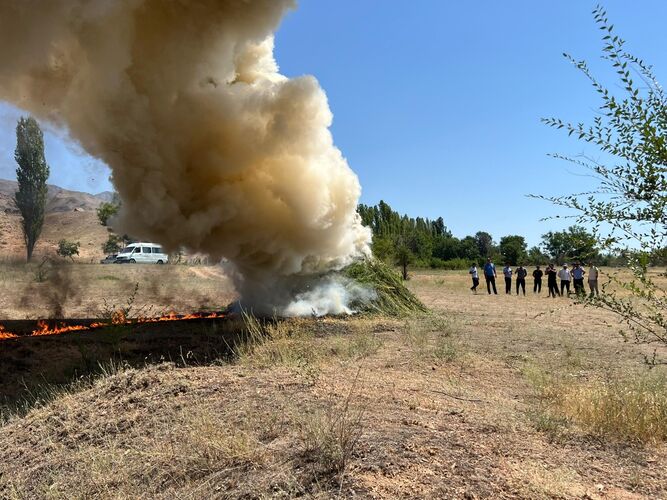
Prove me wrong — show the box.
[114,243,169,264]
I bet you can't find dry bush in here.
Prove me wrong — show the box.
[559,373,667,443]
[298,373,365,477]
[325,321,383,360]
[526,364,667,444]
[237,314,320,370]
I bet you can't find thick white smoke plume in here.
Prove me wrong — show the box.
[0,0,372,315]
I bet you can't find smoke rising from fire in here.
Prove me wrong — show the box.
[0,0,372,315]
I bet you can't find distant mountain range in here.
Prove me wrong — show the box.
[0,178,112,214]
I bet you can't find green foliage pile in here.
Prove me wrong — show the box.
[343,259,428,316]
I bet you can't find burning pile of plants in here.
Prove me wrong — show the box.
[343,259,427,316]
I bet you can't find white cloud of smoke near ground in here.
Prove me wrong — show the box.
[283,276,377,318]
[0,0,372,315]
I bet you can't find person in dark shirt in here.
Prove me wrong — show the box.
[515,265,528,295]
[532,265,543,294]
[545,263,560,298]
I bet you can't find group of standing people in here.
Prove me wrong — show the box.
[469,259,600,298]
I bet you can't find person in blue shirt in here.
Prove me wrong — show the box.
[483,257,498,295]
[572,263,586,296]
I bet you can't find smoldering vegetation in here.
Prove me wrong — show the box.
[0,0,372,315]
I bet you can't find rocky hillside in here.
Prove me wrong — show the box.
[0,178,110,214]
[0,178,112,261]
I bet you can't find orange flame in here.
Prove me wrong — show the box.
[0,325,18,340]
[0,312,226,340]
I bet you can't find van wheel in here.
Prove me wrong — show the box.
[157,260,164,265]
[129,259,136,264]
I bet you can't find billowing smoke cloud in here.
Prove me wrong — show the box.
[0,0,372,315]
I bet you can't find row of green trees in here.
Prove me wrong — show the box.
[358,200,608,276]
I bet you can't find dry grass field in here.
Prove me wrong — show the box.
[1,266,666,498]
[0,262,236,319]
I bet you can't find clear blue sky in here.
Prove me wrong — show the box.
[1,1,665,247]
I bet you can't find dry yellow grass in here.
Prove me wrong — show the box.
[0,262,236,319]
[526,366,667,444]
[1,268,667,498]
[0,211,109,261]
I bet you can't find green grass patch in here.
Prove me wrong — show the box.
[97,275,121,281]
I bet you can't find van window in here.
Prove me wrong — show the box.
[142,247,151,253]
[152,247,163,253]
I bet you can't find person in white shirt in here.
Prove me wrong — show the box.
[503,264,513,294]
[558,264,571,296]
[469,263,480,294]
[588,263,600,297]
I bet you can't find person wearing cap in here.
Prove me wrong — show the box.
[532,265,543,294]
[546,264,560,298]
[502,263,513,294]
[558,264,572,296]
[483,258,498,295]
[571,263,586,296]
[588,263,600,297]
[515,265,528,295]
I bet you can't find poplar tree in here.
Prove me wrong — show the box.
[14,117,50,262]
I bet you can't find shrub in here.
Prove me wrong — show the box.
[96,201,119,226]
[102,234,123,254]
[57,239,80,261]
[298,374,365,475]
